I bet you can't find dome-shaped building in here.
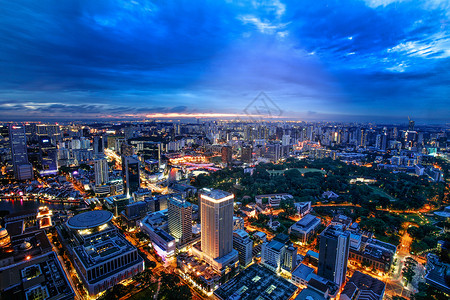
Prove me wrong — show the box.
[0,227,11,249]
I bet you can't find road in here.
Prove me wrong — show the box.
[48,234,84,300]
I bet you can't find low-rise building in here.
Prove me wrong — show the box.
[139,210,176,259]
[340,271,385,300]
[0,252,75,300]
[289,214,321,244]
[63,210,144,296]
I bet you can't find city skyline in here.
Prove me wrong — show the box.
[1,0,449,122]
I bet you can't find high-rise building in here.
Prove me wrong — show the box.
[221,145,232,165]
[38,136,58,175]
[168,196,192,245]
[94,158,109,186]
[199,189,234,259]
[233,229,253,267]
[241,145,252,163]
[282,244,298,272]
[122,156,140,197]
[93,135,104,156]
[9,124,33,180]
[317,225,350,287]
[282,134,290,146]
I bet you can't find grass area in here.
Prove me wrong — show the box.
[267,168,326,175]
[129,283,157,300]
[367,185,397,202]
[400,213,431,225]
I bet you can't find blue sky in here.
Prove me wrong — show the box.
[0,0,449,122]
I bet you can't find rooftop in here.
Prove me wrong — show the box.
[67,210,113,230]
[233,229,249,239]
[292,214,321,230]
[342,271,385,300]
[0,252,74,300]
[266,240,285,252]
[292,264,314,281]
[294,288,326,300]
[73,232,135,269]
[214,264,297,300]
[200,188,232,200]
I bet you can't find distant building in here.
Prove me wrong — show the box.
[94,158,109,186]
[255,193,293,208]
[317,225,350,287]
[9,124,33,180]
[221,145,232,165]
[340,271,385,300]
[38,136,58,176]
[241,145,252,163]
[122,156,140,196]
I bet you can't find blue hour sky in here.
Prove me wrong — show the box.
[0,0,449,122]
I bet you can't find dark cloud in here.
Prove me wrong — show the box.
[0,0,448,121]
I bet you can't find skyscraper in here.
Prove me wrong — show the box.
[38,136,58,175]
[199,189,234,259]
[122,156,140,197]
[241,145,252,163]
[221,145,232,165]
[9,124,33,180]
[318,225,350,287]
[168,196,192,245]
[94,158,109,186]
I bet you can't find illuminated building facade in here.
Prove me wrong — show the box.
[168,196,192,245]
[64,210,144,296]
[197,189,238,273]
[94,158,109,186]
[9,124,33,180]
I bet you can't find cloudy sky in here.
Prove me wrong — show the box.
[0,0,449,122]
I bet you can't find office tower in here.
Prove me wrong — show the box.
[122,156,140,197]
[0,125,11,163]
[199,189,234,259]
[121,143,134,157]
[282,134,290,146]
[168,196,192,245]
[38,136,58,175]
[36,124,61,145]
[94,158,109,186]
[9,124,33,180]
[408,117,415,131]
[221,145,232,165]
[241,145,252,163]
[93,135,103,156]
[233,230,253,267]
[375,134,381,149]
[318,225,350,287]
[381,133,388,151]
